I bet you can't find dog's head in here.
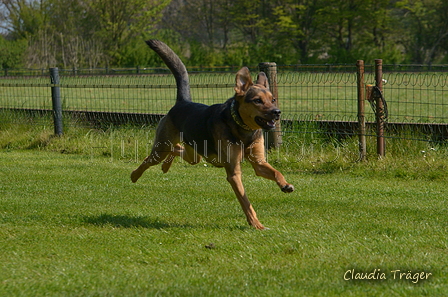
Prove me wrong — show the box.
[234,67,280,130]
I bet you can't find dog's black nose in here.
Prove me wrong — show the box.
[271,109,281,116]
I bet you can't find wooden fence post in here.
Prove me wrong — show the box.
[375,59,385,157]
[258,62,281,149]
[356,60,367,161]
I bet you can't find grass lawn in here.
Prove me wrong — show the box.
[0,149,446,296]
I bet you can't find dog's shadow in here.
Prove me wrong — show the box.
[83,214,192,229]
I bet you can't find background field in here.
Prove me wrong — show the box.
[1,133,447,296]
[1,66,447,295]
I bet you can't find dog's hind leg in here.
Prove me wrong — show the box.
[161,152,176,173]
[131,116,180,182]
[161,143,202,173]
[131,142,173,182]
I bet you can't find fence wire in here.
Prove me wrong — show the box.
[1,65,447,146]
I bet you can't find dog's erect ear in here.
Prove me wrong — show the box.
[234,67,253,95]
[256,72,269,90]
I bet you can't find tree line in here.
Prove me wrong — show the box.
[1,0,448,69]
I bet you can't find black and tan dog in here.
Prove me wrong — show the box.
[131,40,294,229]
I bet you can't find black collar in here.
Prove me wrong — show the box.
[230,100,252,131]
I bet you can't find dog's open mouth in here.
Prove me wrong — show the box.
[255,116,277,130]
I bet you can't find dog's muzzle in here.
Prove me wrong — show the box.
[255,109,281,130]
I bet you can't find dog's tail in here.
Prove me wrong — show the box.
[146,39,191,102]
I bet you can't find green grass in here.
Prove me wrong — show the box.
[0,150,447,296]
[0,118,447,296]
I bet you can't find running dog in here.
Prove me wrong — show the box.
[131,40,294,229]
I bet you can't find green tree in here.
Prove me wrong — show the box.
[89,0,170,66]
[0,35,26,68]
[1,0,170,67]
[0,0,48,39]
[270,0,323,63]
[397,0,448,64]
[47,0,99,68]
[3,0,448,67]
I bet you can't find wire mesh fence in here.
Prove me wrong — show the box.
[278,65,360,123]
[1,64,447,149]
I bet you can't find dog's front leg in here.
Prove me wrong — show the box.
[250,161,295,193]
[247,141,294,193]
[225,163,265,230]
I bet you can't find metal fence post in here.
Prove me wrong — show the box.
[375,59,385,157]
[50,67,63,136]
[258,62,281,149]
[356,60,367,161]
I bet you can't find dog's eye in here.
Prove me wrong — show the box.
[272,98,277,103]
[253,99,263,104]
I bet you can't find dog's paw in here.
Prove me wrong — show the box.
[281,184,294,193]
[249,220,266,230]
[130,170,142,183]
[254,223,266,230]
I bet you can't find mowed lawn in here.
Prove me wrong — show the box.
[0,150,446,296]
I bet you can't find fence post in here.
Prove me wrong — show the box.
[50,67,63,136]
[356,60,367,161]
[375,59,385,157]
[258,62,281,149]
